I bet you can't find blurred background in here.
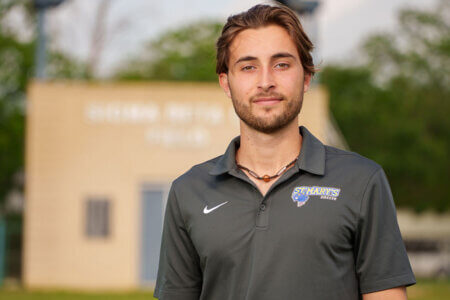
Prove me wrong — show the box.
[0,0,449,299]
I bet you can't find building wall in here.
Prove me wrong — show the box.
[24,81,334,289]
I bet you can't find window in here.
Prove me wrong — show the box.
[85,198,110,238]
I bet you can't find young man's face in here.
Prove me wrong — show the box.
[219,25,312,134]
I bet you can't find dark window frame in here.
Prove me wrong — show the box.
[85,197,111,238]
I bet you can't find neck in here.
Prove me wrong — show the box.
[236,119,302,176]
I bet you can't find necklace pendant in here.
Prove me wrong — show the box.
[236,157,298,183]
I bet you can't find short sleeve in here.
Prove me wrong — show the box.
[153,184,202,300]
[354,168,416,294]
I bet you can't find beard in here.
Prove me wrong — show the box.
[230,88,304,134]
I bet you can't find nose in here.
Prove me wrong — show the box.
[257,67,275,92]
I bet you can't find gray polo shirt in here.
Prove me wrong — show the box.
[154,126,415,300]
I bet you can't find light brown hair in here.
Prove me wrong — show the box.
[216,4,315,76]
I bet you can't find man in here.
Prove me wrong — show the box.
[154,4,415,300]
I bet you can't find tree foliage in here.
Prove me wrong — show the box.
[321,0,449,212]
[0,20,32,212]
[115,21,222,81]
[0,1,89,211]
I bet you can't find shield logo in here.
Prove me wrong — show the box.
[291,189,309,207]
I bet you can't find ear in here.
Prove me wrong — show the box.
[303,73,312,93]
[218,73,231,98]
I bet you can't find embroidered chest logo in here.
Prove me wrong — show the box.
[203,201,228,214]
[291,186,341,207]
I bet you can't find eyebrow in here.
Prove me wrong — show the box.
[234,52,296,66]
[234,56,257,66]
[272,52,296,60]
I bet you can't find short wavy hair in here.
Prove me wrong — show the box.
[216,4,315,76]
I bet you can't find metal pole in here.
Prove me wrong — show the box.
[35,8,47,79]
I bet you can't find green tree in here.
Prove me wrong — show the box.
[115,21,222,81]
[321,0,449,212]
[0,0,33,211]
[0,1,89,211]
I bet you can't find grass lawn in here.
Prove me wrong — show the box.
[0,290,157,299]
[408,278,450,300]
[0,279,448,299]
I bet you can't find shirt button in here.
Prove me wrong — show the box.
[260,203,266,211]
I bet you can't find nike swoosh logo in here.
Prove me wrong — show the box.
[203,201,228,214]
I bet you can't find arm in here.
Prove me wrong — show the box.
[354,168,416,294]
[154,184,202,300]
[363,286,407,300]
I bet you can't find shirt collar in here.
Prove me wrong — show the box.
[209,126,326,176]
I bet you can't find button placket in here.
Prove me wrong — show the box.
[256,198,269,228]
[259,203,266,211]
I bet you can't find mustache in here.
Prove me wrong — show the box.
[250,92,285,101]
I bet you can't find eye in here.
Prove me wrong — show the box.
[275,63,290,69]
[241,65,256,71]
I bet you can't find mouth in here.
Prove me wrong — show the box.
[253,97,283,105]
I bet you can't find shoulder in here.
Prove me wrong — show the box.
[171,155,223,190]
[322,146,395,219]
[324,145,381,174]
[322,145,385,194]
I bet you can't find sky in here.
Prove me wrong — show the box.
[46,0,438,76]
